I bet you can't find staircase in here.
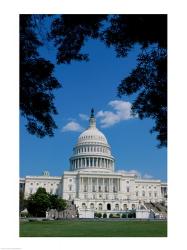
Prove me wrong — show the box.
[144,202,167,219]
[63,201,78,219]
[47,201,78,219]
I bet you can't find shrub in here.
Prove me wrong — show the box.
[128,211,136,218]
[20,211,29,217]
[97,213,102,218]
[94,212,98,218]
[103,213,107,218]
[109,213,113,218]
[122,213,127,218]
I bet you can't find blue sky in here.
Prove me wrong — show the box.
[20,30,167,181]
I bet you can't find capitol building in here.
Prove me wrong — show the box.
[20,109,167,218]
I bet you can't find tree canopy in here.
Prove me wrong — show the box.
[26,187,67,217]
[20,15,61,138]
[20,14,167,147]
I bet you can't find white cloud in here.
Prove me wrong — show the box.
[61,121,84,132]
[96,100,137,128]
[79,113,89,121]
[127,169,142,178]
[143,173,153,179]
[117,169,154,180]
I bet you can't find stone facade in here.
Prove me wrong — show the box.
[20,110,167,217]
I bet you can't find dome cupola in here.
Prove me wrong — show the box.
[69,109,115,172]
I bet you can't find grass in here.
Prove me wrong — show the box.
[20,219,167,237]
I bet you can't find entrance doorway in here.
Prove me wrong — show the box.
[107,203,111,210]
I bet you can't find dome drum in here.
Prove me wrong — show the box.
[69,156,114,172]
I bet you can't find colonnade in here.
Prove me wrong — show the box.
[79,177,121,193]
[70,157,114,170]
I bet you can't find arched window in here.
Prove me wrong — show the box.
[107,203,111,210]
[115,204,119,211]
[132,204,135,209]
[82,203,86,208]
[123,204,127,210]
[90,203,94,209]
[98,203,102,210]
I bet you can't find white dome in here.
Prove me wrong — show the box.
[69,109,115,172]
[78,127,108,145]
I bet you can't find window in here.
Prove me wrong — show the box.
[154,192,157,197]
[115,204,119,211]
[142,191,145,196]
[69,179,72,182]
[30,183,33,186]
[90,203,94,209]
[84,185,87,192]
[132,204,135,209]
[30,187,33,194]
[127,187,130,192]
[149,192,151,197]
[50,188,53,194]
[82,203,86,208]
[69,185,72,191]
[123,204,127,210]
[136,191,138,196]
[98,186,102,192]
[98,203,102,210]
[92,186,96,192]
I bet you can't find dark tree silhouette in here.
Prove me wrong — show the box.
[49,14,107,64]
[20,15,61,137]
[49,14,167,147]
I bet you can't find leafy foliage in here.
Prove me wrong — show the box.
[49,194,67,211]
[49,14,107,64]
[19,190,27,212]
[20,15,61,137]
[118,48,167,147]
[26,187,67,217]
[49,14,167,147]
[21,14,167,147]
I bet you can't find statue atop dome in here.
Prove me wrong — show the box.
[90,108,94,118]
[89,108,96,128]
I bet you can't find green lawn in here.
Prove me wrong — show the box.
[20,219,167,237]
